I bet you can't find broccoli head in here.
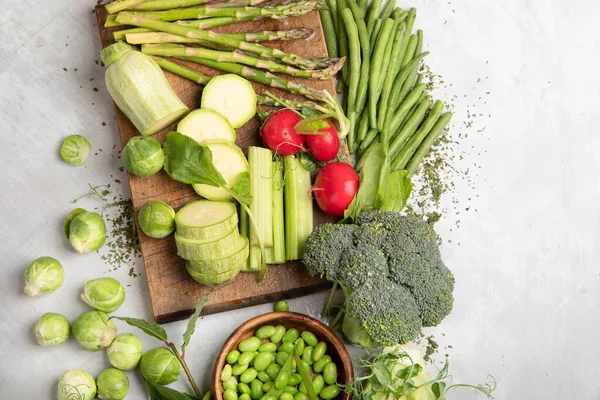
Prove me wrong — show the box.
[303,210,454,347]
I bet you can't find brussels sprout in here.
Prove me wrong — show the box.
[64,208,86,239]
[107,333,143,370]
[34,312,71,346]
[60,134,92,166]
[81,277,126,313]
[57,369,97,400]
[122,136,164,177]
[24,256,65,296]
[69,211,107,254]
[72,310,117,351]
[97,368,129,400]
[138,200,175,239]
[140,347,180,385]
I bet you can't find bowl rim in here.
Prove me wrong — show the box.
[211,311,354,400]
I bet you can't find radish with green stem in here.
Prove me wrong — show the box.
[312,162,359,217]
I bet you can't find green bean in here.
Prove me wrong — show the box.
[326,0,338,34]
[371,18,383,42]
[340,8,360,151]
[368,18,394,128]
[415,29,423,58]
[282,328,299,343]
[253,352,274,372]
[258,371,272,383]
[392,100,444,170]
[232,362,249,376]
[347,0,371,119]
[239,337,261,353]
[227,350,241,364]
[405,7,417,36]
[280,392,294,400]
[279,342,295,354]
[288,373,302,386]
[294,393,308,400]
[379,0,396,20]
[355,108,369,146]
[256,325,276,339]
[312,375,325,395]
[312,342,327,362]
[259,342,277,353]
[224,389,238,400]
[270,326,286,344]
[357,0,368,17]
[240,368,258,384]
[250,379,263,400]
[337,0,349,85]
[319,9,338,58]
[266,363,281,380]
[319,385,341,399]
[300,331,318,347]
[323,362,338,385]
[221,364,233,382]
[238,382,251,395]
[384,83,425,143]
[239,394,251,400]
[365,0,382,36]
[405,112,453,174]
[274,301,289,312]
[312,355,332,373]
[223,377,238,392]
[389,95,430,159]
[388,52,429,110]
[356,128,379,155]
[400,34,418,68]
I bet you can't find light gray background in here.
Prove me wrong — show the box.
[2,0,598,398]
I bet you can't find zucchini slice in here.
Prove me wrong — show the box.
[186,261,244,286]
[175,227,239,260]
[201,74,256,128]
[177,109,236,144]
[187,236,249,274]
[175,200,238,240]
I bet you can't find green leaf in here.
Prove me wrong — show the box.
[111,316,167,341]
[227,172,252,206]
[201,392,213,400]
[380,170,412,212]
[182,292,211,353]
[373,361,392,386]
[184,394,199,400]
[298,152,316,173]
[396,363,422,380]
[300,107,320,118]
[257,110,270,125]
[293,349,319,400]
[294,115,329,135]
[431,382,446,398]
[146,381,195,400]
[163,131,227,186]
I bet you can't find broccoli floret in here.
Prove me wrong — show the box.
[409,263,455,326]
[336,247,388,287]
[303,223,358,280]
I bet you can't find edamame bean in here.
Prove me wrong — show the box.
[238,382,251,394]
[257,371,271,383]
[221,364,233,382]
[301,346,313,365]
[274,370,289,389]
[227,350,240,364]
[313,356,331,373]
[253,352,275,372]
[239,337,261,353]
[250,379,263,400]
[298,382,306,394]
[232,362,249,376]
[266,363,281,380]
[294,393,308,400]
[223,377,238,392]
[239,394,251,400]
[223,389,238,400]
[300,331,318,347]
[240,368,258,384]
[279,392,294,400]
[256,325,276,339]
[259,342,277,353]
[312,342,327,362]
[288,373,301,386]
[270,325,286,343]
[238,351,255,366]
[278,342,294,354]
[294,338,305,355]
[283,386,298,395]
[319,385,341,399]
[323,362,338,385]
[274,300,289,312]
[282,328,299,343]
[300,361,311,374]
[262,381,273,392]
[262,396,277,400]
[312,375,325,396]
[276,351,290,367]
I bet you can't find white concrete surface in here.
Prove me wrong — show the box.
[1,0,599,398]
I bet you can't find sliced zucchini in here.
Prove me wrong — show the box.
[192,142,249,201]
[186,261,243,286]
[175,200,238,240]
[177,109,236,144]
[187,236,249,274]
[201,74,256,128]
[175,227,239,260]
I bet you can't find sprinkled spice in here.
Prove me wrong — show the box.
[423,335,439,362]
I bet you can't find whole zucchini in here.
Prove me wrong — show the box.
[100,41,188,136]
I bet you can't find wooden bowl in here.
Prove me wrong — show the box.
[212,312,353,400]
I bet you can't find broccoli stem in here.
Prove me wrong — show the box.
[322,281,339,317]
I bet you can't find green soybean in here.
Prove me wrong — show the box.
[294,394,308,400]
[262,396,276,400]
[300,331,317,347]
[240,368,258,384]
[270,325,286,343]
[232,362,249,376]
[294,338,305,355]
[319,385,341,399]
[313,355,331,373]
[278,342,295,354]
[238,382,251,394]
[259,342,277,353]
[279,393,294,400]
[223,389,238,400]
[298,382,306,394]
[239,337,261,353]
[255,325,276,339]
[266,363,281,380]
[301,346,313,365]
[274,300,289,312]
[275,370,289,389]
[239,394,251,400]
[221,364,233,382]
[312,375,325,396]
[253,352,274,372]
[238,351,255,366]
[249,380,263,400]
[276,351,290,366]
[300,360,311,374]
[257,371,271,383]
[323,362,338,385]
[312,342,327,362]
[282,328,299,343]
[288,373,302,386]
[262,381,273,392]
[226,350,240,364]
[283,386,298,395]
[223,377,238,392]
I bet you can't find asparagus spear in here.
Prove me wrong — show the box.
[131,0,268,11]
[141,44,341,79]
[105,0,146,14]
[151,56,212,84]
[126,28,314,45]
[115,12,343,70]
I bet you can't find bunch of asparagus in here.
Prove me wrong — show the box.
[320,1,453,173]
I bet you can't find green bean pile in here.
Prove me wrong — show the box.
[221,325,340,400]
[320,1,453,173]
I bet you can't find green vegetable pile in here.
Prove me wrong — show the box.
[303,210,454,348]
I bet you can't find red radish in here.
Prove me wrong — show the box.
[260,109,305,156]
[313,162,359,217]
[305,121,340,162]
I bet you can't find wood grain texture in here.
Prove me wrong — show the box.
[95,6,338,324]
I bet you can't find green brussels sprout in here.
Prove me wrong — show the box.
[24,256,65,296]
[72,310,117,351]
[81,277,126,313]
[64,208,86,239]
[107,333,143,370]
[97,368,130,400]
[122,136,164,177]
[60,134,92,166]
[57,369,97,400]
[34,312,71,346]
[69,211,107,254]
[140,347,180,385]
[138,200,175,239]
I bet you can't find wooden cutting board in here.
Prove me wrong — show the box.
[95,6,339,323]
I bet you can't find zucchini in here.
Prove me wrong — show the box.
[187,236,249,275]
[177,109,236,144]
[192,142,249,201]
[101,41,188,136]
[186,262,243,286]
[175,227,239,260]
[175,200,237,240]
[201,74,256,128]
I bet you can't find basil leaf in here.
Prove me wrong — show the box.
[111,316,167,341]
[380,170,412,212]
[181,292,211,353]
[163,131,226,187]
[146,381,195,400]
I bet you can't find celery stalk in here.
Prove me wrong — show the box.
[249,146,274,247]
[283,156,313,260]
[266,159,286,264]
[239,205,251,271]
